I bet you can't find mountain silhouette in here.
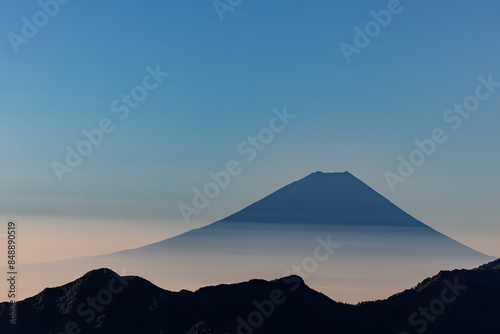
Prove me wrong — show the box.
[139,171,488,258]
[219,171,432,226]
[475,257,500,270]
[1,258,499,333]
[12,172,496,303]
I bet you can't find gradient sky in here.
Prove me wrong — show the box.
[1,0,499,263]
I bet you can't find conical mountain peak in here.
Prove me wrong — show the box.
[218,171,421,227]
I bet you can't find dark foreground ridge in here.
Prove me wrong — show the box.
[1,258,499,334]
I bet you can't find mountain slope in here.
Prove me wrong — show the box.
[475,257,500,270]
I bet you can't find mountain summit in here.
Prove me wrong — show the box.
[220,171,430,227]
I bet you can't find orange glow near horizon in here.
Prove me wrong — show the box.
[0,215,191,264]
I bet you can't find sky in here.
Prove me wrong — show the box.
[0,0,499,264]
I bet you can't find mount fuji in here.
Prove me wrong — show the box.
[17,172,495,303]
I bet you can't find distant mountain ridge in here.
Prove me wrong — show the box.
[1,257,499,334]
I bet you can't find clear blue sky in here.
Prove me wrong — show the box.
[1,0,499,260]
